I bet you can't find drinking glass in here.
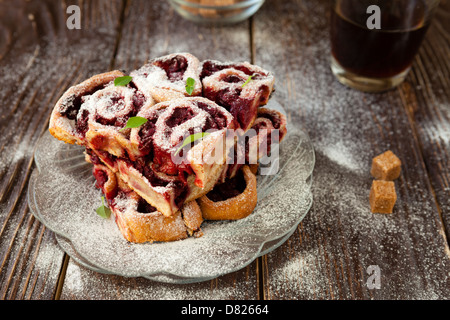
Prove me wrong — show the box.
[330,0,440,92]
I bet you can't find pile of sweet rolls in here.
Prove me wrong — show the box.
[49,53,287,243]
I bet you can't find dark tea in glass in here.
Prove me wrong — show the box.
[330,0,439,92]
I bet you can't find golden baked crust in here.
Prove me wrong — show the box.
[197,166,257,221]
[114,192,203,243]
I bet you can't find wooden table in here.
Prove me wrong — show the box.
[0,0,449,300]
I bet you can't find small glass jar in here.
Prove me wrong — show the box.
[168,0,265,24]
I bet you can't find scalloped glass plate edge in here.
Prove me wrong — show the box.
[27,118,315,284]
[54,202,309,284]
[29,165,313,283]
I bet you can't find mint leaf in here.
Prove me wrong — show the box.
[96,196,111,219]
[185,77,196,95]
[114,76,133,87]
[120,116,148,132]
[175,132,211,156]
[242,75,254,88]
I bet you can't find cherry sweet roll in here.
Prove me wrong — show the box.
[83,83,154,160]
[197,109,286,221]
[197,165,258,221]
[223,107,287,180]
[200,60,275,131]
[50,70,126,145]
[137,97,235,185]
[50,70,154,160]
[131,53,202,103]
[89,157,203,243]
[245,107,287,164]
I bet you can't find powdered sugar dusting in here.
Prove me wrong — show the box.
[62,260,257,299]
[29,126,314,283]
[152,98,232,152]
[253,0,450,299]
[131,53,202,102]
[113,191,135,211]
[321,141,364,173]
[201,61,274,98]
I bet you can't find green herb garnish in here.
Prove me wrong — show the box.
[175,132,211,156]
[120,116,148,132]
[96,196,111,219]
[114,76,133,87]
[185,77,196,95]
[242,75,254,88]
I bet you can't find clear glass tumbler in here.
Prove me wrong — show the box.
[330,0,439,92]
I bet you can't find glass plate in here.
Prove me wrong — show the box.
[27,100,315,284]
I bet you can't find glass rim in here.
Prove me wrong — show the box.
[169,0,264,10]
[332,0,440,31]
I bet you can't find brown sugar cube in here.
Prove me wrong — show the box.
[370,150,401,181]
[369,180,397,214]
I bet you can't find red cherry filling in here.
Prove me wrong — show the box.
[130,160,189,210]
[59,94,83,120]
[92,167,118,200]
[93,168,108,188]
[137,197,158,213]
[165,107,195,127]
[152,150,193,179]
[59,83,107,120]
[223,74,244,84]
[76,109,91,136]
[206,169,247,202]
[150,101,230,180]
[153,55,188,81]
[200,61,266,80]
[88,148,117,168]
[203,86,255,130]
[196,101,229,130]
[86,148,101,165]
[138,119,157,156]
[132,90,146,110]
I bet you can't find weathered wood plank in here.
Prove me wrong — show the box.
[61,260,258,300]
[2,0,448,301]
[253,0,450,299]
[114,0,252,70]
[59,0,259,300]
[400,1,450,242]
[0,0,124,300]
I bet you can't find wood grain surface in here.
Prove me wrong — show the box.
[0,0,448,300]
[253,0,450,299]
